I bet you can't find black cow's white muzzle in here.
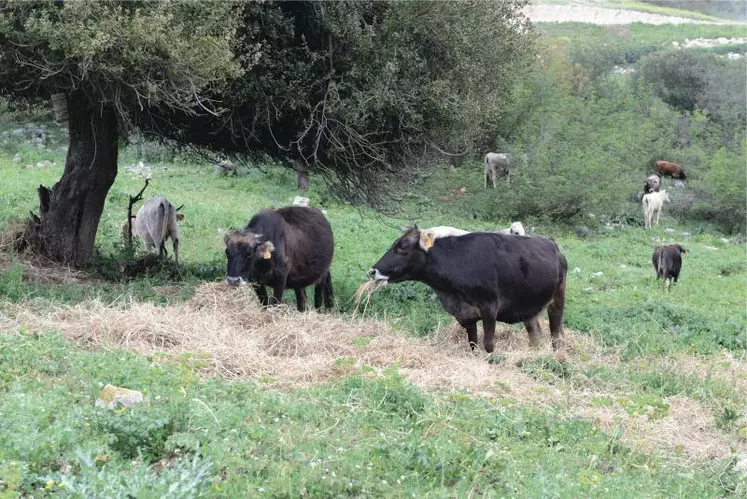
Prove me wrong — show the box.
[369,269,389,282]
[226,276,246,287]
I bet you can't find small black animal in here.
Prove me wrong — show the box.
[224,206,334,311]
[652,244,688,291]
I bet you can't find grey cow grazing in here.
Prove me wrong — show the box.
[133,196,183,265]
[644,174,661,194]
[484,152,513,188]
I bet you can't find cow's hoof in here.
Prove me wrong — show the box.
[484,342,495,353]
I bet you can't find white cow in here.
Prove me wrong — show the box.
[497,221,526,236]
[418,226,471,251]
[130,196,184,264]
[642,190,670,230]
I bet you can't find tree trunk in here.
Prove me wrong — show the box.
[38,91,118,266]
[297,164,310,191]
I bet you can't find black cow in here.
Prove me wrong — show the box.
[652,244,687,291]
[369,227,568,352]
[224,206,334,311]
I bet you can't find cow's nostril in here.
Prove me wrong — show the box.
[368,269,376,277]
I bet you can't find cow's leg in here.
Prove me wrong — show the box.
[480,307,498,353]
[314,273,334,311]
[159,241,167,259]
[253,284,269,306]
[323,273,334,310]
[313,281,324,311]
[484,170,489,189]
[271,281,287,306]
[492,170,497,189]
[655,207,661,225]
[524,317,543,348]
[294,287,308,312]
[172,237,179,266]
[548,282,566,351]
[457,319,479,350]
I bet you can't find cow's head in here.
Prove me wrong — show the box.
[661,190,671,203]
[369,227,427,283]
[224,230,274,287]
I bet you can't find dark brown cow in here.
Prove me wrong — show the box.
[654,160,686,180]
[224,206,334,311]
[369,228,568,352]
[652,244,688,291]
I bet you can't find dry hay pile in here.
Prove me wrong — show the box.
[1,282,744,461]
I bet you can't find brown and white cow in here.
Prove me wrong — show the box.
[370,227,567,352]
[130,196,184,264]
[652,244,688,291]
[655,160,686,180]
[224,206,334,311]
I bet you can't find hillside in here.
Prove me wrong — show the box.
[0,2,745,496]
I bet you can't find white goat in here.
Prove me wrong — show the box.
[130,196,184,264]
[642,190,670,229]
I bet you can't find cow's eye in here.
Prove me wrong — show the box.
[396,243,409,254]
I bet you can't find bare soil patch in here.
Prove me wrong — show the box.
[0,282,743,461]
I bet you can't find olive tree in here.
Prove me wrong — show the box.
[0,0,242,265]
[139,0,536,208]
[1,0,536,264]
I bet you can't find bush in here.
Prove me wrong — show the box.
[691,146,747,234]
[636,50,747,126]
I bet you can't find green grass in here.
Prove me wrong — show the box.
[604,1,733,22]
[539,22,747,51]
[1,111,746,495]
[0,332,742,497]
[1,124,745,353]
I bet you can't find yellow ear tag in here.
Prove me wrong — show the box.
[423,233,434,250]
[262,246,272,260]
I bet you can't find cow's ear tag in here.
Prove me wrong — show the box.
[420,231,434,251]
[261,241,274,260]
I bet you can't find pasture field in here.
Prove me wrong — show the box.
[0,119,746,496]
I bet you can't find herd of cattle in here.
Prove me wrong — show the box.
[122,157,690,352]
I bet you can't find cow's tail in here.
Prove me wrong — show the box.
[679,167,686,180]
[157,200,170,245]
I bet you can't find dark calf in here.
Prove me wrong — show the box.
[225,206,334,311]
[652,244,687,291]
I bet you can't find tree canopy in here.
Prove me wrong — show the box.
[137,0,536,207]
[0,0,536,264]
[0,0,243,124]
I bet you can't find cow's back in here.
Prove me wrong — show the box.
[135,197,170,244]
[426,233,565,323]
[249,207,334,287]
